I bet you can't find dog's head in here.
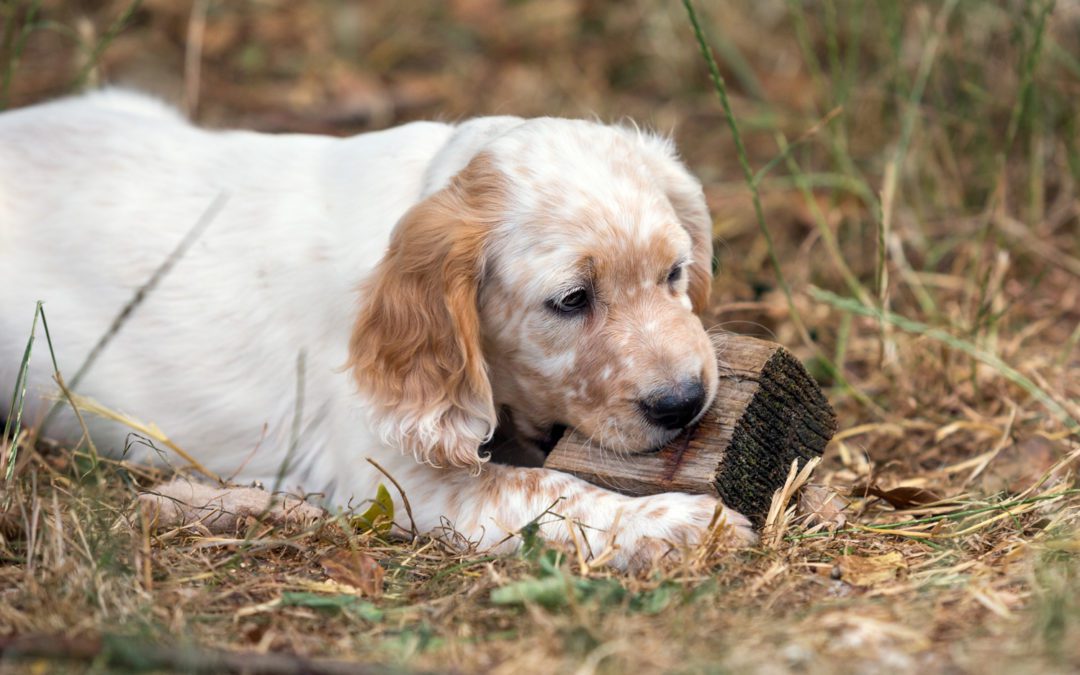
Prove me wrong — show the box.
[348,118,717,470]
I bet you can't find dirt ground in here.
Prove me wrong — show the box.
[2,1,1079,673]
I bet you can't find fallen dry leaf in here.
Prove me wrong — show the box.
[980,436,1069,494]
[320,549,384,597]
[850,483,944,509]
[832,552,907,587]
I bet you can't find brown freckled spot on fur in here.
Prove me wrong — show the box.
[476,465,505,503]
[575,201,615,232]
[498,302,514,323]
[537,191,560,215]
[445,480,463,516]
[517,470,544,502]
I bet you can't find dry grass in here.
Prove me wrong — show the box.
[2,0,1080,672]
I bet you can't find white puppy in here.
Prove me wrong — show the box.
[0,91,754,569]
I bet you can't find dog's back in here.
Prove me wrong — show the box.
[0,91,449,488]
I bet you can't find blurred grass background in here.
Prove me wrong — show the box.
[7,0,1077,378]
[2,1,1080,672]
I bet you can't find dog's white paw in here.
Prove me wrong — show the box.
[713,502,758,547]
[608,492,757,570]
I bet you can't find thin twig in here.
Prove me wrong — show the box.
[38,305,100,469]
[366,457,418,538]
[272,350,307,495]
[2,302,41,485]
[183,0,209,117]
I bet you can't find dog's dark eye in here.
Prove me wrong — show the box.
[549,288,589,315]
[667,264,684,285]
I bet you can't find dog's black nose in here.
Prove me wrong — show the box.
[640,379,707,430]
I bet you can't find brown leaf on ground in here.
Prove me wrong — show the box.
[980,436,1069,495]
[850,483,944,509]
[832,552,907,587]
[136,479,325,534]
[320,550,385,597]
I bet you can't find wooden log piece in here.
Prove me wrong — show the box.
[543,335,837,528]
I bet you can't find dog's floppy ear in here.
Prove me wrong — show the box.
[348,154,503,470]
[630,131,715,314]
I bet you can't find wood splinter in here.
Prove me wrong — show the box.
[544,335,837,528]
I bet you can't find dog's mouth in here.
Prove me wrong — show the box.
[487,404,703,462]
[641,421,700,454]
[482,408,569,467]
[530,422,568,455]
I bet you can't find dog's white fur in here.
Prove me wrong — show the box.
[0,90,754,569]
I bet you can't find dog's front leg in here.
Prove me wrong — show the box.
[400,463,756,570]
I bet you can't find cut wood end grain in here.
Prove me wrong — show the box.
[544,335,837,528]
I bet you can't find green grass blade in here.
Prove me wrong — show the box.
[68,0,143,90]
[811,287,1080,434]
[681,0,802,341]
[0,0,40,110]
[682,0,879,414]
[3,301,42,483]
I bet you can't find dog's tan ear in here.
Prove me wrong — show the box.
[348,155,503,470]
[630,131,714,314]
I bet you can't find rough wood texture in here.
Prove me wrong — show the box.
[544,335,836,527]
